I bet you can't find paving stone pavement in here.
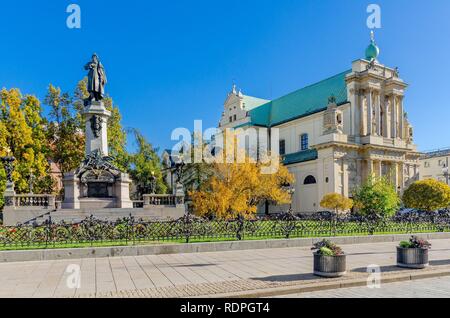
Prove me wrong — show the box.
[0,239,449,298]
[278,276,450,298]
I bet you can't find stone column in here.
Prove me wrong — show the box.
[391,95,397,139]
[398,162,405,191]
[384,97,391,139]
[366,158,373,180]
[367,90,373,136]
[360,93,366,136]
[374,93,381,136]
[377,160,383,178]
[392,162,399,191]
[342,158,349,197]
[398,96,404,140]
[356,159,363,186]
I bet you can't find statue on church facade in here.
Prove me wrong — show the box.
[84,54,107,104]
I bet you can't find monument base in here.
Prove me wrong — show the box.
[62,171,132,210]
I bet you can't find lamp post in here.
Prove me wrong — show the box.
[150,171,156,194]
[1,151,16,206]
[287,186,296,212]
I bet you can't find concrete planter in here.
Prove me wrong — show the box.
[313,253,347,278]
[397,247,429,269]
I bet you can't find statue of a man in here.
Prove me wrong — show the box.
[84,54,107,103]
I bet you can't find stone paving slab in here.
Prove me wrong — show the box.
[0,239,449,298]
[279,276,450,298]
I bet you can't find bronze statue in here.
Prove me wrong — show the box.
[84,53,107,103]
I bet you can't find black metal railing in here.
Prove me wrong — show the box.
[1,211,450,250]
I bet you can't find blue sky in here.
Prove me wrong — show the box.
[0,0,449,152]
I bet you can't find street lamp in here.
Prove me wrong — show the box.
[150,171,156,194]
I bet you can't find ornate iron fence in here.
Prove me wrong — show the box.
[1,211,450,249]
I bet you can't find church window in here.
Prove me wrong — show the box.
[233,115,237,121]
[304,175,317,185]
[229,116,233,123]
[279,140,286,155]
[300,134,309,151]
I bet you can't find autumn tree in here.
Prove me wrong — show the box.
[190,152,294,220]
[0,88,53,194]
[320,193,354,215]
[403,179,450,212]
[0,120,8,208]
[353,176,400,218]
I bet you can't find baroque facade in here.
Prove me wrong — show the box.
[219,34,421,213]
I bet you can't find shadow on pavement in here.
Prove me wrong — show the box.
[249,273,321,282]
[430,259,450,266]
[351,265,411,273]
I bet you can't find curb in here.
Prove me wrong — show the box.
[206,268,450,298]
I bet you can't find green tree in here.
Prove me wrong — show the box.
[177,133,214,193]
[403,179,450,212]
[45,84,85,177]
[128,129,167,198]
[353,176,400,218]
[104,97,129,171]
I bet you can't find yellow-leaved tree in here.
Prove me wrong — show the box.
[403,179,450,212]
[320,193,354,215]
[190,149,294,220]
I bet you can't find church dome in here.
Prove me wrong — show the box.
[365,31,380,61]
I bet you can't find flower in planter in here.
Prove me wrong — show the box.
[312,239,344,256]
[399,236,431,249]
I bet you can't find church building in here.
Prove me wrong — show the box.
[219,33,421,213]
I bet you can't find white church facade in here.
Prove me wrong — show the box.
[219,34,421,214]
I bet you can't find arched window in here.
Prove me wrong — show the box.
[304,175,317,185]
[300,134,309,151]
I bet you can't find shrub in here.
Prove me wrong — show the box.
[320,193,354,215]
[312,239,344,256]
[353,176,400,218]
[399,236,431,249]
[403,179,450,212]
[319,247,334,256]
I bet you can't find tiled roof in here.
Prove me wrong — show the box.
[248,70,351,127]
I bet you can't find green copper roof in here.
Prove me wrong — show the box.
[248,70,351,127]
[365,42,380,61]
[242,95,270,111]
[282,149,318,165]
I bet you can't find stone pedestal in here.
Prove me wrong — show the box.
[115,173,133,208]
[84,101,111,156]
[62,173,81,209]
[3,181,15,208]
[63,171,133,209]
